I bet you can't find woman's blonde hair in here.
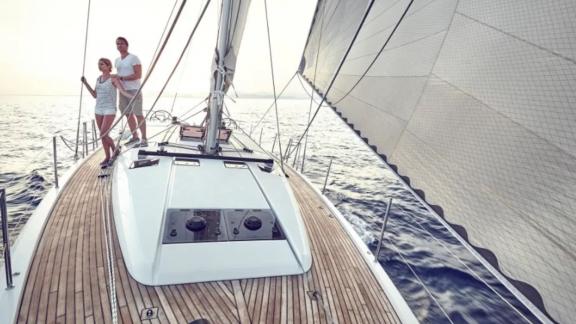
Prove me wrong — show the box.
[99,58,112,72]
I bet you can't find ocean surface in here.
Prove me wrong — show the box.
[0,95,537,323]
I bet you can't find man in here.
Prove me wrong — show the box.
[114,36,146,145]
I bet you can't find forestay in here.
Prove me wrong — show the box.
[299,0,576,323]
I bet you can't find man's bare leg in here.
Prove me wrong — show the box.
[126,114,139,140]
[136,115,147,141]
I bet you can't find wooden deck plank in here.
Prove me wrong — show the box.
[145,285,170,323]
[206,281,237,318]
[16,150,402,324]
[232,280,251,324]
[41,162,91,323]
[166,285,193,321]
[183,284,216,322]
[296,189,350,323]
[175,284,204,321]
[154,286,180,324]
[198,282,237,323]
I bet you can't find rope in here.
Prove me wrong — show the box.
[263,0,285,174]
[99,175,118,324]
[74,0,92,158]
[60,135,83,153]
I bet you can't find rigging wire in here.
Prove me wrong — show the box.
[295,73,325,106]
[301,1,328,173]
[177,97,208,121]
[109,0,198,153]
[262,0,285,174]
[381,238,456,324]
[167,0,197,116]
[168,30,196,115]
[287,1,376,159]
[297,3,534,319]
[148,0,180,73]
[130,0,212,144]
[74,0,92,158]
[332,0,414,106]
[111,0,189,143]
[248,72,297,136]
[4,138,55,239]
[403,217,535,323]
[61,0,186,148]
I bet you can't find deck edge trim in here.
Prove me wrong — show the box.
[0,149,102,324]
[290,166,419,324]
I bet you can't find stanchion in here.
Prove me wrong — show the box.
[1,189,14,289]
[321,158,333,194]
[91,119,97,149]
[52,136,59,188]
[375,198,393,260]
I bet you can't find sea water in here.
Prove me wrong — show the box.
[0,95,537,323]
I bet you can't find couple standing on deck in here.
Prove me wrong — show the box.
[81,36,147,167]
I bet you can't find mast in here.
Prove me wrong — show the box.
[205,0,232,155]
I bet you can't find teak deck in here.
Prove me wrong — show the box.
[16,151,401,323]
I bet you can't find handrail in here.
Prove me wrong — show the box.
[52,136,59,189]
[1,188,14,289]
[375,197,393,260]
[321,158,333,194]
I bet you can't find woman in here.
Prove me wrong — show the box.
[81,58,130,167]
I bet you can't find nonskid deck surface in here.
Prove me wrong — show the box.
[17,151,401,323]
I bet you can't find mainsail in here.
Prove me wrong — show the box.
[206,0,252,153]
[300,0,576,323]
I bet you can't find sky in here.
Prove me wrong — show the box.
[0,0,316,96]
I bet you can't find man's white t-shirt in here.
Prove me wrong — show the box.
[115,54,141,90]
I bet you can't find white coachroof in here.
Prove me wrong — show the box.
[112,142,312,285]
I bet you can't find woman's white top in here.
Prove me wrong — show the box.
[94,76,117,115]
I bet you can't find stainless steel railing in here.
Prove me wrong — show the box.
[0,119,98,290]
[321,158,334,194]
[375,197,393,260]
[1,188,14,289]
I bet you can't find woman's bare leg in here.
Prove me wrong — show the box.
[100,114,116,160]
[95,115,109,160]
[95,114,103,131]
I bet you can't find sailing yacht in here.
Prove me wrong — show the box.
[298,0,575,323]
[1,0,417,323]
[2,0,574,323]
